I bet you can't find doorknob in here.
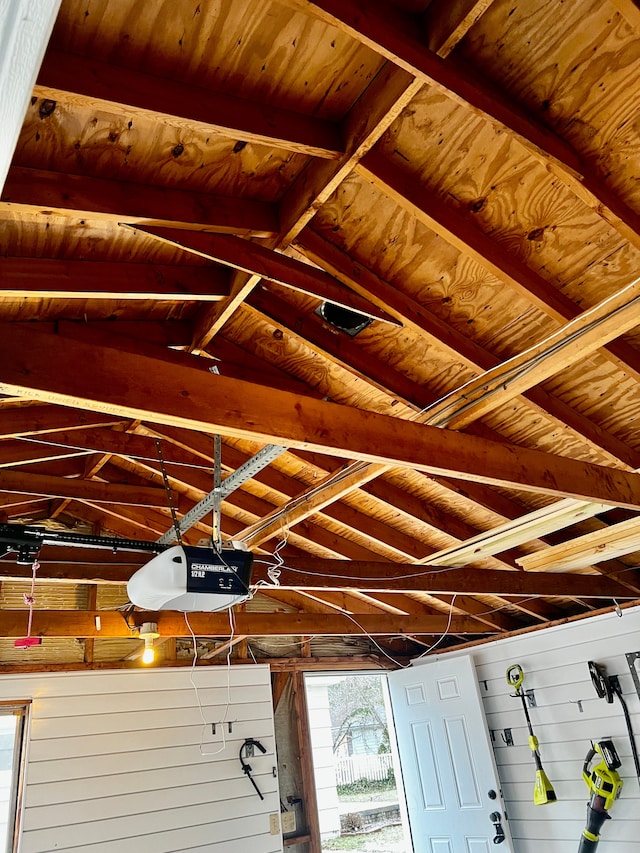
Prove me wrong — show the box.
[489,811,506,844]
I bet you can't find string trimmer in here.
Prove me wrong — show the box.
[506,664,557,805]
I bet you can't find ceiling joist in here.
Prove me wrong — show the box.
[36,49,343,160]
[1,166,278,237]
[2,326,640,508]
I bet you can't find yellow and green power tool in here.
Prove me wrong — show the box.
[578,739,623,852]
[506,664,557,805]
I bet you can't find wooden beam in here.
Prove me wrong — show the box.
[14,427,213,472]
[0,257,230,301]
[0,406,126,439]
[423,0,497,56]
[0,0,61,191]
[0,555,633,599]
[58,320,192,350]
[422,276,640,431]
[249,282,640,515]
[132,226,397,324]
[83,585,98,664]
[201,636,248,660]
[272,671,290,712]
[296,231,640,470]
[81,500,207,541]
[1,167,278,237]
[287,0,583,170]
[517,517,640,573]
[0,439,90,468]
[278,63,424,243]
[2,326,640,508]
[291,589,402,615]
[0,495,49,514]
[36,49,343,160]
[69,499,174,543]
[235,272,640,545]
[150,433,440,564]
[292,0,640,255]
[0,610,492,637]
[609,1,640,29]
[273,562,636,599]
[193,62,423,350]
[357,150,640,383]
[0,469,173,507]
[365,592,517,632]
[291,671,322,853]
[418,499,613,567]
[191,270,261,350]
[137,425,528,627]
[0,655,400,674]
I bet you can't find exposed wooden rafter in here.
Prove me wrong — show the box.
[290,0,640,253]
[2,326,640,508]
[0,556,632,600]
[1,167,278,237]
[0,610,499,638]
[0,257,230,301]
[36,49,344,160]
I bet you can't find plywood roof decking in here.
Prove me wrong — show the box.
[1,0,640,667]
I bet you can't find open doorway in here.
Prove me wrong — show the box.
[305,673,412,853]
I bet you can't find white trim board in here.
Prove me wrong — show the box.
[0,0,61,192]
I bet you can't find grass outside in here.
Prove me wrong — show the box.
[322,824,407,852]
[324,778,408,853]
[338,787,398,804]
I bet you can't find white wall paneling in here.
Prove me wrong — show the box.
[416,605,640,852]
[0,665,283,853]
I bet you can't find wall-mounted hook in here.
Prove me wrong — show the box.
[570,699,584,713]
[501,729,514,746]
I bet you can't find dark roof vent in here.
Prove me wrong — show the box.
[316,302,373,337]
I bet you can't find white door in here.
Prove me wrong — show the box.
[388,655,514,853]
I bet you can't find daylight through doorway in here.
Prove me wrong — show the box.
[305,673,412,853]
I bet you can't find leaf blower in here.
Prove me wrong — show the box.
[578,739,623,853]
[506,664,557,805]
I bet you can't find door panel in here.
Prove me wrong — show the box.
[467,840,491,853]
[412,722,444,809]
[444,716,481,808]
[388,655,514,852]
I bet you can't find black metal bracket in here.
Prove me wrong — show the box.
[239,738,267,800]
[627,651,640,701]
[501,729,514,746]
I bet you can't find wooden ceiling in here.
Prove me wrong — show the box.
[2,0,640,667]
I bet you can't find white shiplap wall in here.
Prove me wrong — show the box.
[422,606,640,853]
[0,665,283,853]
